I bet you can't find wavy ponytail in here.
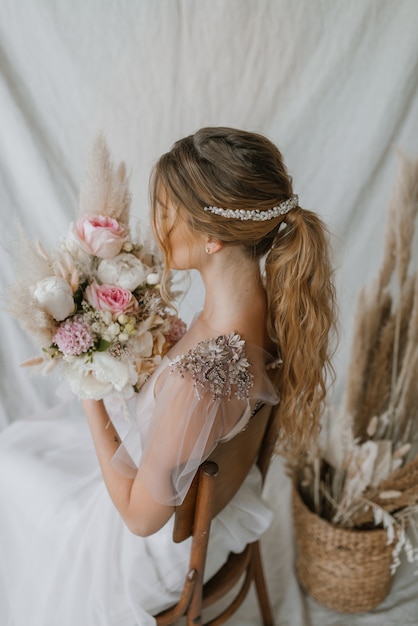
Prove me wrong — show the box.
[265,207,337,455]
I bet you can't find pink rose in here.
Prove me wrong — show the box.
[73,215,128,259]
[85,282,137,320]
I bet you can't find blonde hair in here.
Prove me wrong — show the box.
[151,127,337,455]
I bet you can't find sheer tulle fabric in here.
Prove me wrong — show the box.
[112,340,279,505]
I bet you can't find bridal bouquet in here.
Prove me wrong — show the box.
[7,136,186,400]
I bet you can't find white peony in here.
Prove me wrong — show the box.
[64,352,138,400]
[92,352,138,395]
[96,253,147,291]
[66,363,114,400]
[33,276,75,321]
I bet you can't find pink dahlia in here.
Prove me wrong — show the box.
[53,317,95,355]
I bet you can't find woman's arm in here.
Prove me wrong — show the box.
[82,399,174,537]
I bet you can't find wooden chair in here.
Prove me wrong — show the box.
[154,403,277,626]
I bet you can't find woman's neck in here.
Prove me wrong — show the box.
[198,247,267,339]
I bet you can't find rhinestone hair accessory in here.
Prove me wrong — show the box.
[203,194,299,221]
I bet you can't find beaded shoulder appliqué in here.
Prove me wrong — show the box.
[170,333,254,401]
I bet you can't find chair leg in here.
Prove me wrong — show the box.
[252,542,275,626]
[186,572,204,626]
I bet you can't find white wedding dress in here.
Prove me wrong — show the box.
[0,329,279,626]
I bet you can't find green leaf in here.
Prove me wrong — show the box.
[97,339,111,352]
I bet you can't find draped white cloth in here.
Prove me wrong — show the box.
[0,1,417,624]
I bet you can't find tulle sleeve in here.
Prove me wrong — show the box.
[111,333,279,505]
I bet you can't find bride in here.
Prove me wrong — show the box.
[0,127,336,625]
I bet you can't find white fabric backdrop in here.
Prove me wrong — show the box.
[0,1,417,624]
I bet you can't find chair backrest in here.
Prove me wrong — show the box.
[173,403,277,543]
[155,402,277,625]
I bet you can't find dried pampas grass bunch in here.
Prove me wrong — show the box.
[295,153,418,573]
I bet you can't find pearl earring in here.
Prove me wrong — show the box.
[205,245,211,254]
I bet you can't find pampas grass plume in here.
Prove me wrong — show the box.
[78,133,131,227]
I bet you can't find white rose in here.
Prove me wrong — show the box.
[96,253,147,291]
[33,276,75,321]
[146,273,159,285]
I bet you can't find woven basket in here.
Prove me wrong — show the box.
[292,485,396,613]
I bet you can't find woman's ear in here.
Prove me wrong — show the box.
[205,238,223,255]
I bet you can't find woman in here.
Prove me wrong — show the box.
[0,127,336,625]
